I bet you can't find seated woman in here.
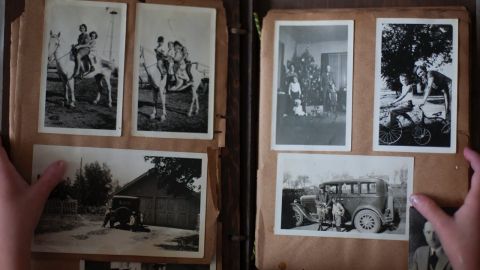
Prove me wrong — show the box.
[73,24,91,78]
[87,31,98,72]
[170,41,192,91]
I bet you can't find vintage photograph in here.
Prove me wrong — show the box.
[132,3,216,140]
[274,153,413,240]
[32,145,207,258]
[39,0,127,136]
[271,20,354,151]
[80,258,216,270]
[373,19,458,153]
[409,207,455,270]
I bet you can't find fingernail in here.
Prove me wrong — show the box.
[410,195,419,206]
[56,161,65,167]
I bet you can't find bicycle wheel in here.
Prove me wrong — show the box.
[379,120,402,145]
[441,120,451,134]
[413,126,432,146]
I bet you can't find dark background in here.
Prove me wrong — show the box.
[2,1,479,270]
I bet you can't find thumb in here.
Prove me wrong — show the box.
[31,160,66,204]
[410,194,453,237]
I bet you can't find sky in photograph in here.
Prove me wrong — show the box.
[278,154,413,186]
[136,3,215,68]
[32,145,205,187]
[46,0,125,62]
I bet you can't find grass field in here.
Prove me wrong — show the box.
[137,85,209,134]
[45,77,118,130]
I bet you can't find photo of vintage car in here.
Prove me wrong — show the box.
[104,195,143,229]
[290,178,398,233]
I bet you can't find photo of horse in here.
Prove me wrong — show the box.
[39,0,127,136]
[132,3,216,140]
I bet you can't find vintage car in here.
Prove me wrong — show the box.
[108,195,141,227]
[291,178,396,233]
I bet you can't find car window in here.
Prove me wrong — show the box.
[369,183,377,193]
[326,185,338,194]
[353,183,359,193]
[361,182,377,194]
[341,183,352,194]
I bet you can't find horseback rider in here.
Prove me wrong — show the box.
[72,24,91,78]
[87,31,98,73]
[154,36,168,78]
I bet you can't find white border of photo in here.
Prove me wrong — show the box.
[131,3,216,140]
[38,0,127,137]
[79,256,217,270]
[32,145,208,259]
[274,153,414,241]
[373,18,458,153]
[270,20,354,152]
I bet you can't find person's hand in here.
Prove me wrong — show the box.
[410,147,480,270]
[0,143,65,270]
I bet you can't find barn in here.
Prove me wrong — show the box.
[114,168,200,230]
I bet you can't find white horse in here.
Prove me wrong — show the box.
[140,48,207,120]
[47,31,115,108]
[139,47,167,121]
[168,61,206,117]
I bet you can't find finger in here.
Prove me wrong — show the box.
[410,194,453,236]
[464,147,480,197]
[30,161,66,204]
[464,147,480,172]
[0,144,26,188]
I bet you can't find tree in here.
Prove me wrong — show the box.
[72,161,113,207]
[381,23,453,91]
[144,157,202,197]
[48,177,73,200]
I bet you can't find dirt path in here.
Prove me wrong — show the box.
[33,220,200,257]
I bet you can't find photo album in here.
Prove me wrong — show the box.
[256,7,470,270]
[6,0,472,269]
[8,0,227,267]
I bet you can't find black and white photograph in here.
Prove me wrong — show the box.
[32,145,207,258]
[39,0,127,136]
[80,258,216,270]
[274,153,413,240]
[373,18,458,153]
[271,21,354,151]
[409,207,455,270]
[132,3,216,140]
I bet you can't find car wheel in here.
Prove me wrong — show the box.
[293,208,304,227]
[354,209,381,233]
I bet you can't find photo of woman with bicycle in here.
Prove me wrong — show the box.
[373,19,458,153]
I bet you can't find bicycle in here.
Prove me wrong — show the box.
[379,104,450,146]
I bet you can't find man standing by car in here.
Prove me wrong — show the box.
[315,187,330,231]
[331,197,345,232]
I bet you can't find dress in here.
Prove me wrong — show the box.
[410,246,452,270]
[76,33,91,58]
[289,82,301,100]
[332,202,345,228]
[322,72,336,108]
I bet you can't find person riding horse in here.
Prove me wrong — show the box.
[72,24,92,78]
